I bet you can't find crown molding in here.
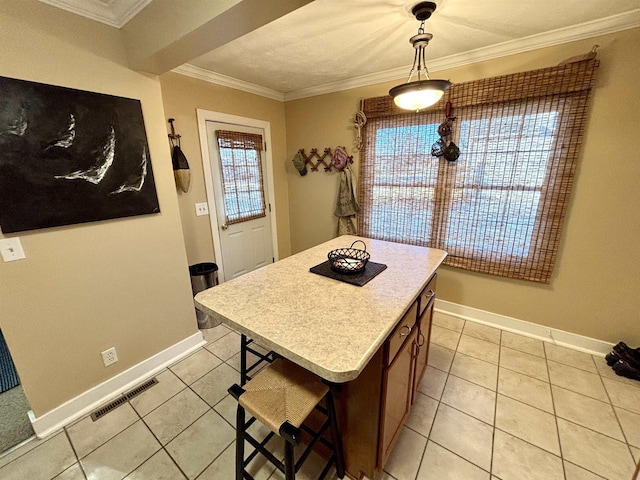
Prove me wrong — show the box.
[38,0,152,28]
[283,9,640,101]
[171,64,285,102]
[174,9,639,103]
[426,8,640,74]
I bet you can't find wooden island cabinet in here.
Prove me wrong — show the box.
[337,274,437,479]
[194,236,446,480]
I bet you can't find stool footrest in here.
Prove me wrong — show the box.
[232,352,345,479]
[296,419,330,470]
[244,431,285,474]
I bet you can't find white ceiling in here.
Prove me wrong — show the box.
[39,0,640,101]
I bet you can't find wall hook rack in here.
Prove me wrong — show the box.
[168,118,181,143]
[298,148,353,173]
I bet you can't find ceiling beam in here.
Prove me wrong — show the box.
[122,0,314,74]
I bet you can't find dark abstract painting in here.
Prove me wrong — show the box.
[0,76,160,233]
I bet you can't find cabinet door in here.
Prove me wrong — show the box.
[412,299,434,403]
[380,327,418,466]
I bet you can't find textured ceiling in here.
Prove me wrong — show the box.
[41,0,640,99]
[188,0,640,96]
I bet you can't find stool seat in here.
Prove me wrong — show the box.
[229,358,345,480]
[239,359,329,434]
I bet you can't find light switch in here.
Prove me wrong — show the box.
[195,202,209,216]
[0,237,26,262]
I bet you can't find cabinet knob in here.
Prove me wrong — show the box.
[399,325,412,338]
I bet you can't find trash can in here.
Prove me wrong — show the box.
[189,262,220,329]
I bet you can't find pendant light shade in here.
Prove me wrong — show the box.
[389,2,451,111]
[389,79,450,111]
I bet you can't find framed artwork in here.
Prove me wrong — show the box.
[0,76,160,233]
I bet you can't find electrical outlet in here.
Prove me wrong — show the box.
[101,347,118,367]
[0,237,26,262]
[195,202,209,216]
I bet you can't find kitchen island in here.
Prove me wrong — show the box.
[195,235,446,478]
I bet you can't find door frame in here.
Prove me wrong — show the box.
[196,109,279,282]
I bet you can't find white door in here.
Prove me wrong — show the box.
[206,121,274,280]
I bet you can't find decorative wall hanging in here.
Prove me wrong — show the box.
[296,148,353,173]
[431,101,460,162]
[331,146,349,172]
[291,151,308,176]
[354,110,367,151]
[168,118,190,193]
[0,76,159,233]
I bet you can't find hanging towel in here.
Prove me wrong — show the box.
[334,166,360,235]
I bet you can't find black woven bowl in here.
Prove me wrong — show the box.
[327,240,370,274]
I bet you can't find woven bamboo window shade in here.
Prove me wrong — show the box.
[215,130,266,225]
[358,58,599,283]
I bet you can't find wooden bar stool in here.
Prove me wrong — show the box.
[228,358,345,480]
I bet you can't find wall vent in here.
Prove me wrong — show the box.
[90,377,158,421]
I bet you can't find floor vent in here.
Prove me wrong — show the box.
[90,377,158,421]
[124,377,158,401]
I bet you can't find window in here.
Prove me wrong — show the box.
[359,59,598,283]
[215,130,266,224]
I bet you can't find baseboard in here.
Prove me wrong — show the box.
[435,299,613,356]
[29,332,205,438]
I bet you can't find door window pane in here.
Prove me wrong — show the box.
[216,130,266,224]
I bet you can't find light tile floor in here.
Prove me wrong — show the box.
[2,313,640,480]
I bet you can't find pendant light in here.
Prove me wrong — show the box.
[389,2,451,111]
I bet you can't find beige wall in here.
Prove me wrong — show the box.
[159,72,291,265]
[285,28,640,345]
[1,0,637,419]
[0,1,197,415]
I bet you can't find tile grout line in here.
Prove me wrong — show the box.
[137,397,202,480]
[411,436,429,480]
[136,342,240,480]
[430,322,639,479]
[61,427,87,480]
[404,315,493,478]
[595,351,639,473]
[178,349,241,479]
[387,315,454,480]
[542,341,567,480]
[65,341,235,480]
[489,328,503,478]
[4,321,640,480]
[201,325,638,479]
[184,357,238,478]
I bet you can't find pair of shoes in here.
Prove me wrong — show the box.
[612,359,640,381]
[605,342,640,369]
[605,342,629,365]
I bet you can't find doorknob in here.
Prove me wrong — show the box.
[221,223,229,230]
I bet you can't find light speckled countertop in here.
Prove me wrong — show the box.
[195,235,447,383]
